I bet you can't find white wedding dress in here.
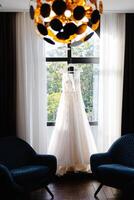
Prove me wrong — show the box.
[47,69,97,175]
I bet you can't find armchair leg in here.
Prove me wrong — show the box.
[94,183,103,198]
[45,185,54,199]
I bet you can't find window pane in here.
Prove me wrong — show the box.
[47,62,67,122]
[47,62,99,122]
[73,64,99,122]
[72,33,100,57]
[45,43,67,57]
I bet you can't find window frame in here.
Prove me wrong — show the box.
[46,44,99,126]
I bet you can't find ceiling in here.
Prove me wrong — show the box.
[0,0,134,12]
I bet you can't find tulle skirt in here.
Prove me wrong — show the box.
[47,90,97,176]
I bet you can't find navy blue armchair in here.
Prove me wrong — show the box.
[90,134,134,198]
[0,137,57,199]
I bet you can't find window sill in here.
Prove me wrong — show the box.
[47,121,98,126]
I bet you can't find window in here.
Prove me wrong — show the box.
[46,32,100,126]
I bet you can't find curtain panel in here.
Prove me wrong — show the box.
[122,14,134,135]
[16,13,47,153]
[97,14,125,152]
[0,13,16,137]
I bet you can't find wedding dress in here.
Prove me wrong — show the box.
[47,68,97,175]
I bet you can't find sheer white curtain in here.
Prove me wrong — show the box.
[97,14,125,152]
[16,12,47,153]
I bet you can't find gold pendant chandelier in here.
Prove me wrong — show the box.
[30,0,103,45]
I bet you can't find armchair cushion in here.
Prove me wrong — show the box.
[11,165,50,189]
[97,164,134,188]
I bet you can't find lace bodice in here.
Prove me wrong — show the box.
[62,71,81,93]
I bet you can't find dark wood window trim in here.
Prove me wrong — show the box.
[47,121,98,126]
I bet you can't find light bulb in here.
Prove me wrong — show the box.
[64,10,72,18]
[50,10,56,18]
[82,16,89,23]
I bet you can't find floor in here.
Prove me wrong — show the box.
[31,173,122,200]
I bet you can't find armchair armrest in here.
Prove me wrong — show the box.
[33,154,57,174]
[0,164,22,193]
[90,152,113,174]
